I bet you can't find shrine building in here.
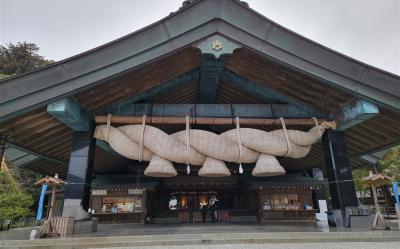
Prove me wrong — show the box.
[0,0,399,228]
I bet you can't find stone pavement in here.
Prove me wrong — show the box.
[88,242,400,249]
[5,220,398,241]
[1,222,399,248]
[1,221,332,240]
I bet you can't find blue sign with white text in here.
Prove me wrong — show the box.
[393,181,399,207]
[36,184,48,221]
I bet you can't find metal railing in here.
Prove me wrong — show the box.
[0,217,37,231]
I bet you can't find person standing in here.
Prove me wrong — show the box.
[209,195,219,222]
[200,203,208,223]
[169,196,178,210]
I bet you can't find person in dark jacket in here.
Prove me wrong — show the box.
[200,203,208,223]
[209,196,219,222]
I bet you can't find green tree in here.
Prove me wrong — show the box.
[379,146,400,181]
[0,160,39,221]
[0,42,53,78]
[352,168,372,191]
[0,193,34,220]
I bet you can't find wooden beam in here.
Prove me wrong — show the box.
[95,115,327,126]
[99,103,321,119]
[99,69,200,115]
[47,97,91,131]
[333,99,379,131]
[221,70,322,116]
[7,142,67,166]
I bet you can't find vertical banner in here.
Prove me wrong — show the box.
[36,184,48,221]
[393,181,399,207]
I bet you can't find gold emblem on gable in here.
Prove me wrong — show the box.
[212,40,223,51]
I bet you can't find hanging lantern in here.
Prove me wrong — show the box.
[252,154,286,177]
[144,155,177,177]
[198,157,231,177]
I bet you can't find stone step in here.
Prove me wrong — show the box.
[2,231,399,249]
[151,217,179,224]
[229,215,258,222]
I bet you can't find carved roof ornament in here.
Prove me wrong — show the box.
[194,34,241,58]
[212,40,223,51]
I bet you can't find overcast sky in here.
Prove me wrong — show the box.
[1,0,399,75]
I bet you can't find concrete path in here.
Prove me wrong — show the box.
[89,242,400,249]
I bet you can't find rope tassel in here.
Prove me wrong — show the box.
[185,116,191,175]
[235,117,243,174]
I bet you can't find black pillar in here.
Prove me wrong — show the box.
[62,128,95,220]
[322,131,358,225]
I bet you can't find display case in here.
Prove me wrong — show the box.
[90,188,146,223]
[258,189,316,221]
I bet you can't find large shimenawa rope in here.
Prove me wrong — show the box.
[94,118,335,177]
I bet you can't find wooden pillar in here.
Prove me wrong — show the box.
[371,185,380,213]
[48,187,57,219]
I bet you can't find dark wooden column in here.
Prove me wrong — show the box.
[322,130,358,226]
[62,127,96,220]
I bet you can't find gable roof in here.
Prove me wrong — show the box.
[0,0,399,122]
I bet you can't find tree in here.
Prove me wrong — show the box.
[352,168,372,191]
[0,193,34,220]
[0,160,36,221]
[379,146,400,181]
[352,146,400,191]
[0,42,53,78]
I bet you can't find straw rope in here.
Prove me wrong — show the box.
[235,117,243,174]
[106,114,112,141]
[312,117,322,137]
[280,117,291,157]
[138,115,146,162]
[94,117,335,177]
[185,116,191,174]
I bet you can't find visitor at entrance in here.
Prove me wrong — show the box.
[209,195,219,222]
[169,196,178,210]
[200,203,209,223]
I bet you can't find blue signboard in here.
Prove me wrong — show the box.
[36,184,48,221]
[393,181,399,207]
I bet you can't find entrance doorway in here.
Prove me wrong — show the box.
[147,185,258,224]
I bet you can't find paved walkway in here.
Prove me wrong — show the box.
[0,221,370,240]
[85,221,333,237]
[89,242,400,249]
